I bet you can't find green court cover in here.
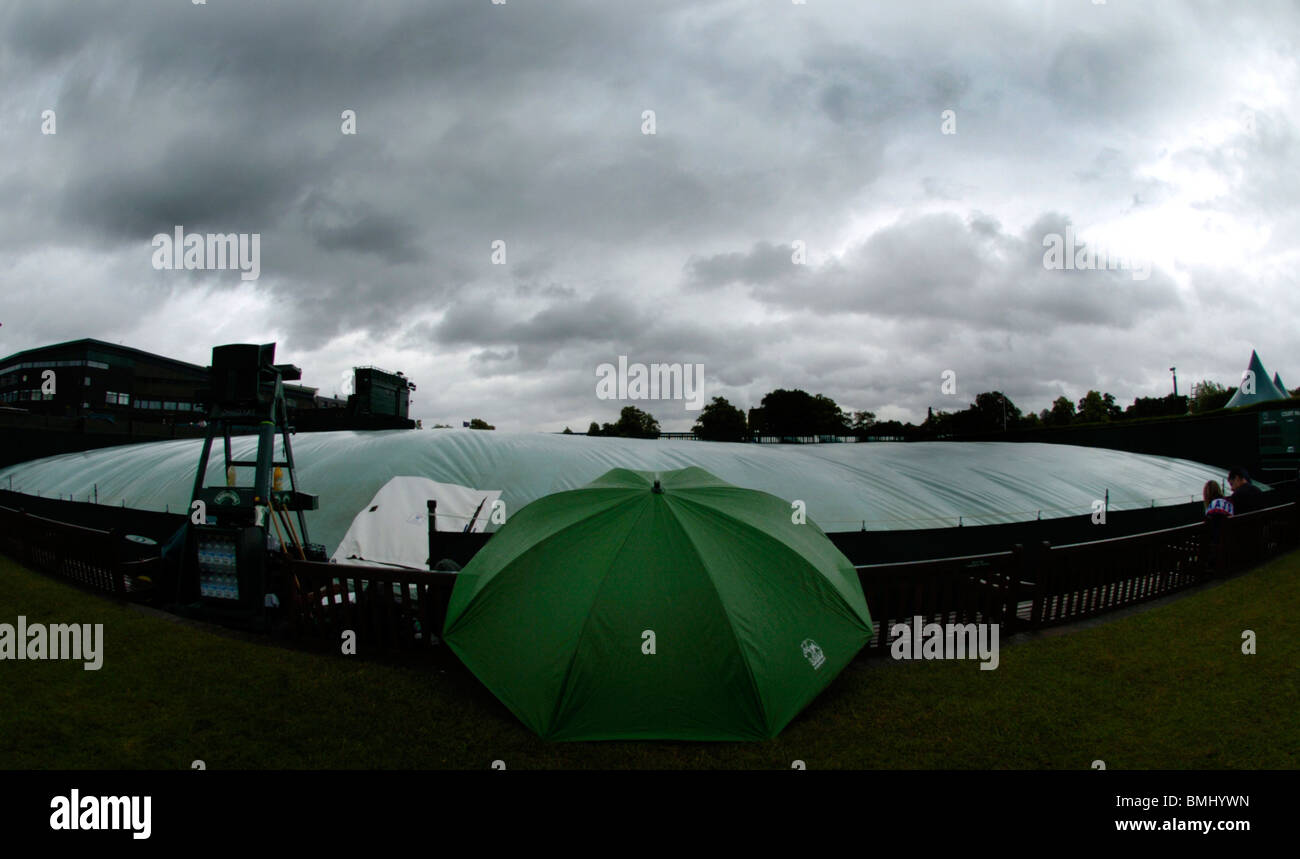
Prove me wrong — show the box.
[442,466,873,741]
[1,431,1227,551]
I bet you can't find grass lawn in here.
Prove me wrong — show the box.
[1,550,1297,769]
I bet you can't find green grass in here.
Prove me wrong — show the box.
[1,551,1297,769]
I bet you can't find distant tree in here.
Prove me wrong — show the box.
[1189,380,1234,414]
[1047,396,1076,426]
[1124,394,1188,420]
[753,389,812,436]
[922,408,953,437]
[1076,390,1116,424]
[1018,411,1042,429]
[851,410,877,432]
[951,391,1021,434]
[871,419,911,439]
[611,405,660,439]
[468,418,495,430]
[812,394,850,435]
[694,397,748,442]
[752,389,849,437]
[976,391,1021,431]
[562,426,573,434]
[587,421,602,436]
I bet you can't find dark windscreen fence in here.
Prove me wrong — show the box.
[2,490,1296,661]
[854,503,1298,652]
[0,488,186,543]
[954,401,1300,481]
[0,502,169,599]
[836,481,1293,566]
[2,482,1292,569]
[249,498,1237,568]
[826,500,1213,565]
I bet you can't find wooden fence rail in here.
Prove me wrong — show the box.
[0,503,144,596]
[284,503,1295,657]
[855,502,1299,653]
[3,500,1297,660]
[284,560,459,655]
[855,550,1020,652]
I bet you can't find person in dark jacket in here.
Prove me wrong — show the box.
[1227,467,1263,514]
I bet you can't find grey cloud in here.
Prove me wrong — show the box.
[688,212,1180,336]
[1,0,1295,431]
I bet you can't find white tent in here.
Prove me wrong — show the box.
[331,476,500,569]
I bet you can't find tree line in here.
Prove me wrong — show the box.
[572,377,1284,441]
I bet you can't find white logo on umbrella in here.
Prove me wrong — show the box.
[801,638,825,670]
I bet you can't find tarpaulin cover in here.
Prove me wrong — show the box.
[0,429,1225,554]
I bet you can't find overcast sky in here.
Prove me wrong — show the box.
[2,0,1297,431]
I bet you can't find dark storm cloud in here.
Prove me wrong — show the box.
[809,44,970,130]
[687,211,1180,332]
[304,200,424,263]
[686,241,793,289]
[61,133,319,243]
[429,288,754,386]
[2,0,1298,429]
[433,293,645,352]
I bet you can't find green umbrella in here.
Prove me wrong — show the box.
[442,466,873,741]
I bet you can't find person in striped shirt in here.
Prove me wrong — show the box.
[1203,480,1233,547]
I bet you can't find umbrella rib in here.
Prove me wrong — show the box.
[542,494,653,737]
[669,494,872,627]
[664,497,771,738]
[446,489,639,621]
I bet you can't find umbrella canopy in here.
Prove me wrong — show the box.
[442,466,873,741]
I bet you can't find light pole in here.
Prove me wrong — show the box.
[1170,367,1178,397]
